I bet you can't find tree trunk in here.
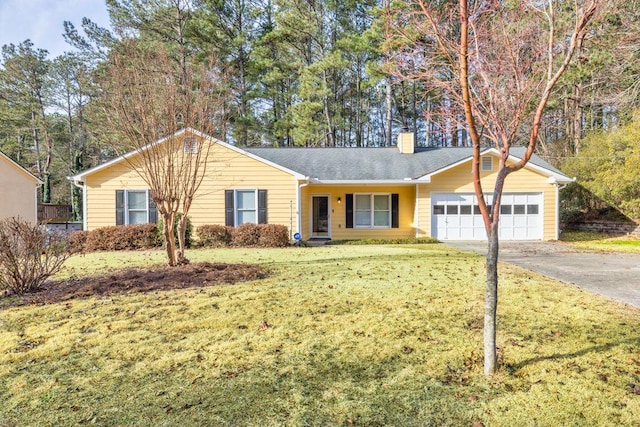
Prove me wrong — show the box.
[163,213,178,267]
[484,222,499,375]
[385,77,393,147]
[176,214,190,265]
[41,173,51,204]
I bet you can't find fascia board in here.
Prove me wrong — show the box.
[70,128,305,182]
[310,179,417,185]
[416,147,572,183]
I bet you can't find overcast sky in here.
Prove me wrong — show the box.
[0,0,111,58]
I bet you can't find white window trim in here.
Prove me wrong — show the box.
[124,189,150,225]
[481,156,493,172]
[235,189,258,226]
[354,193,391,229]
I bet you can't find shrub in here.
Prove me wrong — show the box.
[85,224,161,252]
[257,224,290,247]
[228,224,290,248]
[68,230,89,253]
[158,213,193,248]
[0,217,72,295]
[197,224,232,248]
[231,223,262,247]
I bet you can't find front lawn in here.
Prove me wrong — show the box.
[561,230,640,253]
[1,245,639,426]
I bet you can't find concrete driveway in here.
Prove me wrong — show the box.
[444,241,640,309]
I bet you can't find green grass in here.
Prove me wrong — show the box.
[561,230,640,253]
[326,237,439,245]
[1,244,639,426]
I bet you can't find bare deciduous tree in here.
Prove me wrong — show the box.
[99,39,228,266]
[387,0,602,375]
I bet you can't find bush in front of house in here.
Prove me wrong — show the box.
[68,230,89,253]
[196,224,233,248]
[83,224,162,252]
[0,217,72,295]
[256,224,290,247]
[197,223,290,248]
[231,223,263,247]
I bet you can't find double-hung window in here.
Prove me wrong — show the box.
[127,190,148,224]
[116,189,157,225]
[354,194,391,228]
[236,189,257,225]
[225,189,268,226]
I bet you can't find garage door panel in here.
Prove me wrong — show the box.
[432,192,542,241]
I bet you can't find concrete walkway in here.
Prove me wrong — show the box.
[444,241,640,309]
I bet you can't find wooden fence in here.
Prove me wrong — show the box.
[38,204,73,223]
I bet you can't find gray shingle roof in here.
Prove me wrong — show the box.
[245,146,568,181]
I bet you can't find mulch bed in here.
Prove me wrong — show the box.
[2,262,267,308]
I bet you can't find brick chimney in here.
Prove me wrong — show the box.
[397,132,415,154]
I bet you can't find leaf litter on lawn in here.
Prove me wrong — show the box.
[1,262,267,308]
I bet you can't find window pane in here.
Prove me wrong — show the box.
[128,191,146,210]
[373,195,389,210]
[238,210,256,225]
[374,211,389,226]
[128,211,147,224]
[501,205,512,215]
[355,195,370,210]
[473,205,481,215]
[237,190,256,209]
[446,205,458,215]
[433,205,445,215]
[460,205,472,215]
[527,204,539,214]
[355,212,371,226]
[514,205,525,214]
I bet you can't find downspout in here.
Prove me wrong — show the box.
[34,181,42,225]
[72,179,87,231]
[297,177,311,239]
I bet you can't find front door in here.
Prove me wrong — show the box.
[311,195,330,238]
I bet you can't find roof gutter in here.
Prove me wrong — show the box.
[309,178,418,185]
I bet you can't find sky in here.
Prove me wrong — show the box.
[0,0,111,58]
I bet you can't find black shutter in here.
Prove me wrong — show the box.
[258,190,267,224]
[116,190,125,225]
[345,194,354,229]
[148,191,157,224]
[391,193,399,228]
[225,190,235,226]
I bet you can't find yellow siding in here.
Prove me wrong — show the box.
[0,156,38,224]
[300,184,416,240]
[84,135,298,232]
[416,156,558,240]
[84,139,559,241]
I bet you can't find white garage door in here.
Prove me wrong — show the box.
[431,193,543,241]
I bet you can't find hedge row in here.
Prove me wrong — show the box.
[70,223,290,252]
[69,224,161,252]
[196,224,290,248]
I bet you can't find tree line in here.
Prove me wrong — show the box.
[1,0,638,220]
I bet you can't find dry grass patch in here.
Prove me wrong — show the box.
[0,245,638,426]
